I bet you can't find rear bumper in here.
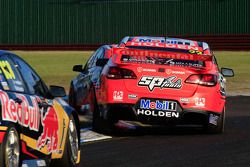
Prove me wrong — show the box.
[104,104,222,127]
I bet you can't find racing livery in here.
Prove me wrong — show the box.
[69,36,234,134]
[0,51,80,167]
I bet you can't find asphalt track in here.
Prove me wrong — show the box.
[80,96,250,167]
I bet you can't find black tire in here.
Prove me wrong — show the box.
[92,104,101,132]
[51,115,80,167]
[0,125,21,167]
[92,88,99,131]
[91,89,117,135]
[92,105,116,135]
[206,108,225,134]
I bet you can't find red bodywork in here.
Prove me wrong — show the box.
[94,40,227,128]
[70,40,228,129]
[97,48,224,113]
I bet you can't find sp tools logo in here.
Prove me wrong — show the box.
[138,76,182,91]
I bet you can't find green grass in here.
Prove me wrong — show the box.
[13,51,93,92]
[214,51,250,95]
[12,51,250,95]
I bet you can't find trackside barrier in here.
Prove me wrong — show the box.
[179,34,250,51]
[0,45,100,51]
[0,35,250,51]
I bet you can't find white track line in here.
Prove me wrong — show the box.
[80,128,112,143]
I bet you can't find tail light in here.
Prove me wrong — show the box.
[107,67,137,79]
[185,74,217,86]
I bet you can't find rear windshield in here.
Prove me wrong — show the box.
[121,55,205,68]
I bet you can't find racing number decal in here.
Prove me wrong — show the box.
[0,61,16,80]
[189,50,202,55]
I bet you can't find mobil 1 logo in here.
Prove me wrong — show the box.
[136,99,180,118]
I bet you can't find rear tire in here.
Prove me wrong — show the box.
[92,91,102,132]
[0,126,21,167]
[92,106,101,132]
[92,105,116,135]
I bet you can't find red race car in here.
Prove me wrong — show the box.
[70,37,234,133]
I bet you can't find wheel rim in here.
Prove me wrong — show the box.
[5,128,20,167]
[68,119,79,163]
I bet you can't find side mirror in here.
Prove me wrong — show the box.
[73,65,83,72]
[221,68,234,77]
[50,85,66,97]
[96,58,109,67]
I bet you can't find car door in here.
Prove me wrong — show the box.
[10,54,62,156]
[75,47,104,113]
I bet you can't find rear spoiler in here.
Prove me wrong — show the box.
[112,48,213,64]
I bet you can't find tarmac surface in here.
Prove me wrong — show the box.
[80,96,250,167]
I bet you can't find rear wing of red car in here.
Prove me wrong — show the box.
[111,48,213,65]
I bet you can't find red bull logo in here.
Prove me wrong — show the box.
[0,91,40,131]
[37,106,59,153]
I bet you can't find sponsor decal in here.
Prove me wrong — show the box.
[165,69,171,74]
[137,38,165,43]
[194,97,205,107]
[115,48,211,63]
[126,41,201,51]
[209,114,219,126]
[14,85,24,92]
[137,109,179,118]
[37,106,59,153]
[180,98,189,103]
[137,67,156,73]
[128,94,137,100]
[138,76,182,91]
[0,91,40,131]
[169,61,203,68]
[166,39,196,46]
[171,70,185,75]
[37,160,46,167]
[113,91,124,101]
[1,82,9,90]
[135,38,197,46]
[14,80,23,86]
[140,99,177,111]
[137,99,179,118]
